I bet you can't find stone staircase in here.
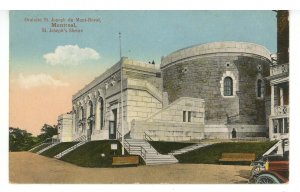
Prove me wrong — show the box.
[124,139,178,165]
[36,142,60,154]
[54,140,88,159]
[73,135,87,142]
[28,143,48,152]
[53,135,88,159]
[168,143,211,155]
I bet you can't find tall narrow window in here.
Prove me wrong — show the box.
[99,97,104,129]
[224,77,233,96]
[80,106,84,132]
[257,79,262,98]
[188,111,192,122]
[81,106,84,120]
[89,101,93,117]
[183,111,186,122]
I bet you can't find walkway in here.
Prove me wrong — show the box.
[10,152,251,184]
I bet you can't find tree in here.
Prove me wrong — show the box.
[37,124,58,142]
[9,127,38,151]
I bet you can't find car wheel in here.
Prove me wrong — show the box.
[251,165,262,176]
[255,173,281,184]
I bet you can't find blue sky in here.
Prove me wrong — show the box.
[10,10,276,74]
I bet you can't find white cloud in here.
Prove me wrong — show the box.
[43,45,100,65]
[18,73,69,89]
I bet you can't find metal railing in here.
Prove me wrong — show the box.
[117,130,148,160]
[144,131,153,142]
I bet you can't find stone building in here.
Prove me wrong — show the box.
[266,10,289,140]
[58,41,274,142]
[58,57,205,142]
[161,42,272,139]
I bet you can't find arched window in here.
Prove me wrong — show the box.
[80,106,84,120]
[89,100,93,117]
[224,77,233,96]
[99,97,104,129]
[257,79,262,98]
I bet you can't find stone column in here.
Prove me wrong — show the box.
[280,87,284,106]
[269,118,274,140]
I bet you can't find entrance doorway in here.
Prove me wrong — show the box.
[232,128,237,138]
[109,108,117,139]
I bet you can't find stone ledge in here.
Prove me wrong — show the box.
[161,41,271,68]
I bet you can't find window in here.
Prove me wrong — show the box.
[99,97,104,129]
[257,79,262,98]
[224,77,233,96]
[183,111,192,122]
[183,111,186,122]
[273,118,289,134]
[80,106,84,120]
[89,101,93,117]
[188,111,191,122]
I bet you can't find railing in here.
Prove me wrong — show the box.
[274,105,289,116]
[270,63,289,76]
[140,146,147,160]
[117,130,148,160]
[144,131,153,142]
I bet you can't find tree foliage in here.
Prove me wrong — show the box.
[9,124,58,152]
[9,127,38,151]
[37,124,58,142]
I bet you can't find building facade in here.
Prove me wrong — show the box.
[58,41,275,142]
[266,10,289,140]
[161,42,272,139]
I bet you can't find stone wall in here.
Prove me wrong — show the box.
[161,42,271,127]
[58,114,73,142]
[131,97,205,141]
[204,125,267,139]
[70,57,162,141]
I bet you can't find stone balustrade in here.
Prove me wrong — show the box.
[274,105,289,116]
[270,63,289,76]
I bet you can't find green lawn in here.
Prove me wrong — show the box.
[175,141,277,165]
[149,141,196,154]
[40,142,79,157]
[30,143,53,153]
[60,140,139,167]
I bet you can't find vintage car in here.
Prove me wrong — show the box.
[253,160,289,183]
[249,139,289,184]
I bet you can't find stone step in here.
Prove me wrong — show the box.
[146,162,178,165]
[168,143,211,155]
[36,142,60,154]
[124,139,178,165]
[54,141,88,159]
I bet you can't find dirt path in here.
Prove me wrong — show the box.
[10,152,251,184]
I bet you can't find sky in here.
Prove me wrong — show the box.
[9,10,277,135]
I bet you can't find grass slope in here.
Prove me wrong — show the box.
[149,141,196,154]
[41,142,79,157]
[60,140,129,167]
[30,143,52,153]
[175,141,277,164]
